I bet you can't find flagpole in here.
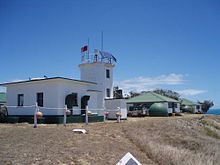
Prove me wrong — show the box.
[88,37,90,61]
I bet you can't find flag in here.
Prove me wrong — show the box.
[81,45,88,53]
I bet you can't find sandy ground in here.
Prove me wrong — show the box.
[0,114,220,165]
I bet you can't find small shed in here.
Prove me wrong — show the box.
[126,92,180,114]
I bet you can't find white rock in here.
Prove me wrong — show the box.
[72,129,87,134]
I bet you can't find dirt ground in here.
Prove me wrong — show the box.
[0,114,220,165]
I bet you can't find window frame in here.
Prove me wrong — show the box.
[106,69,110,78]
[106,88,110,97]
[37,92,44,107]
[168,102,177,108]
[17,94,24,107]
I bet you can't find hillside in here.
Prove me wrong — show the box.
[0,115,220,165]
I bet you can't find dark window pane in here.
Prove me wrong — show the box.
[106,88,110,97]
[17,94,24,106]
[168,102,172,108]
[106,69,110,78]
[37,92,43,107]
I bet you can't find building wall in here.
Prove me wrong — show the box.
[79,62,114,99]
[105,99,127,119]
[6,79,103,116]
[194,104,202,113]
[164,102,180,113]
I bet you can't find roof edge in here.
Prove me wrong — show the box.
[0,77,97,86]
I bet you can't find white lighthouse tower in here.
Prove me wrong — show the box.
[79,48,126,120]
[79,49,116,99]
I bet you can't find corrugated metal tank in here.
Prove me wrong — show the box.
[149,103,168,117]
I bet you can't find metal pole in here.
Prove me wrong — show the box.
[87,37,90,61]
[64,105,67,126]
[117,107,121,123]
[85,105,88,125]
[34,102,38,128]
[101,31,103,51]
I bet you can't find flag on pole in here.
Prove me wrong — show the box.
[81,45,88,53]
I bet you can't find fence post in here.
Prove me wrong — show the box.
[85,105,88,125]
[116,107,121,123]
[64,105,67,126]
[104,110,106,122]
[34,102,38,128]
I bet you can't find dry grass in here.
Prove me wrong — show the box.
[0,115,220,165]
[122,115,220,165]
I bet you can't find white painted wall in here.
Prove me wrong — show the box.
[165,102,180,113]
[6,79,104,116]
[194,104,202,113]
[105,99,127,119]
[79,62,114,99]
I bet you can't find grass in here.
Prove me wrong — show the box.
[0,115,220,164]
[204,126,220,139]
[122,116,220,165]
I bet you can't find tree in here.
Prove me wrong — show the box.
[198,100,214,113]
[129,91,141,98]
[153,89,180,100]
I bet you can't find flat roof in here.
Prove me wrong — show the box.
[0,77,97,86]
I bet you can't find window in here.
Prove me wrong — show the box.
[196,105,200,110]
[37,92,43,107]
[174,103,177,108]
[106,69,110,78]
[106,88,110,97]
[17,94,24,106]
[168,102,177,108]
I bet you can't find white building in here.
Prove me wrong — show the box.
[0,50,127,121]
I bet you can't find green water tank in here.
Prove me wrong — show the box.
[183,106,189,112]
[149,103,168,117]
[183,106,194,113]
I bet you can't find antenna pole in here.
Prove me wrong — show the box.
[88,37,90,60]
[101,31,103,51]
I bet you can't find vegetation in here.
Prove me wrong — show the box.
[0,115,220,164]
[0,105,7,123]
[198,100,214,113]
[153,89,180,100]
[203,126,220,139]
[129,91,141,98]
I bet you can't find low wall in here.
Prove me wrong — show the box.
[4,115,104,124]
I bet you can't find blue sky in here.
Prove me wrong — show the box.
[0,0,220,108]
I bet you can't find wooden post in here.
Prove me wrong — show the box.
[64,105,67,126]
[85,105,88,125]
[34,102,38,128]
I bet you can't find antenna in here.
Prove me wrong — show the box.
[101,31,103,51]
